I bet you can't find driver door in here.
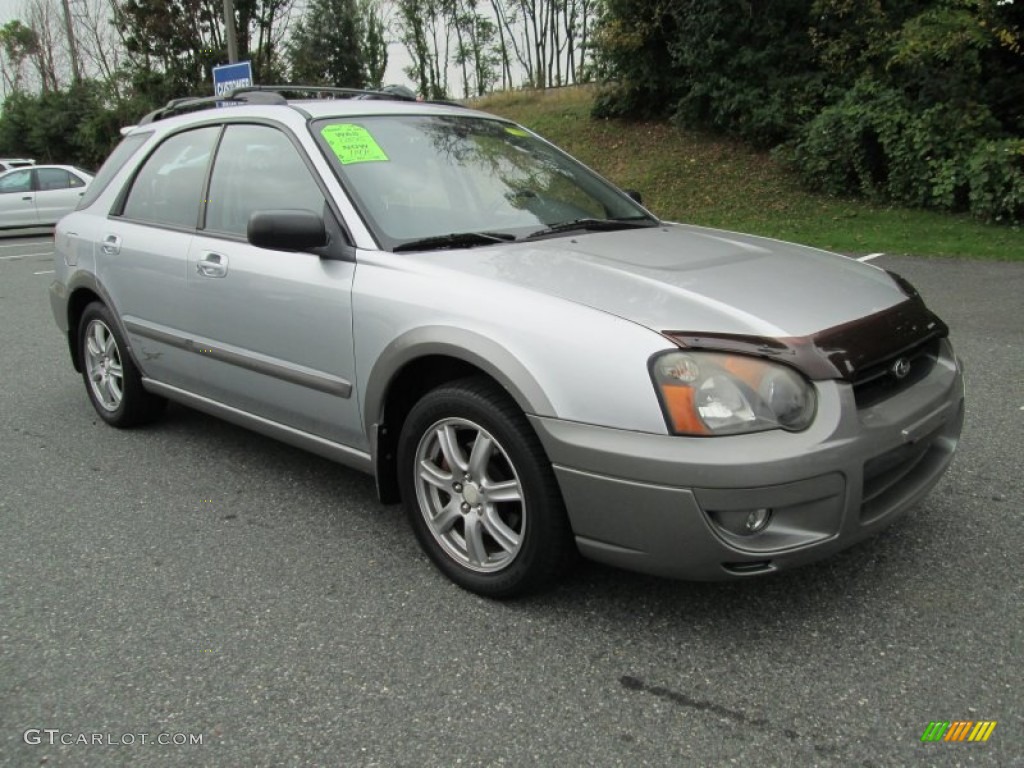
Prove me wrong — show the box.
[183,123,362,449]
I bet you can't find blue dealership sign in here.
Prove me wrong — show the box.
[212,61,254,100]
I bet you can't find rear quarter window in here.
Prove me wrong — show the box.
[77,132,152,211]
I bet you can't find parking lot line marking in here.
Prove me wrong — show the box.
[0,252,53,260]
[33,269,55,275]
[858,252,884,262]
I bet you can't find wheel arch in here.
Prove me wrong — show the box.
[65,274,142,375]
[66,286,104,372]
[366,329,555,504]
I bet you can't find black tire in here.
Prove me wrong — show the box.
[78,302,166,427]
[397,377,574,598]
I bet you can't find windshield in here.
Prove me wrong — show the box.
[312,115,654,250]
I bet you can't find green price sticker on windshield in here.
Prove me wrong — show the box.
[321,124,389,165]
[505,126,529,137]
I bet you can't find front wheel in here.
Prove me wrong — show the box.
[398,378,574,598]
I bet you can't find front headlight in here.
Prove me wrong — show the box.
[650,351,816,436]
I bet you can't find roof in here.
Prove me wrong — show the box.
[136,85,485,128]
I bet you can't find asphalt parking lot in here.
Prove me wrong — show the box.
[1,234,1021,767]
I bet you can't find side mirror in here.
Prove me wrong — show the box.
[623,189,643,205]
[247,209,327,252]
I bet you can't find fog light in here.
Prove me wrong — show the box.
[744,508,772,533]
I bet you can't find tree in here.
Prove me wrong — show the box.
[0,80,129,167]
[452,0,501,97]
[394,0,449,98]
[0,0,69,96]
[287,0,368,88]
[360,0,388,88]
[113,0,295,105]
[73,0,127,100]
[0,20,41,94]
[233,0,296,83]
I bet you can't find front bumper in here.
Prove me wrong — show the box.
[529,340,965,580]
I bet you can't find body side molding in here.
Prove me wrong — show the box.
[126,319,352,398]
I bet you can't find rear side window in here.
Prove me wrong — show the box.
[36,168,77,191]
[121,127,219,229]
[77,132,151,211]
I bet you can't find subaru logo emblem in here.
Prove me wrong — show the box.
[891,357,911,380]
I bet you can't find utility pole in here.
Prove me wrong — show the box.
[61,0,82,83]
[222,0,239,63]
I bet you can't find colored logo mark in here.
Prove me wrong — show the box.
[921,721,996,742]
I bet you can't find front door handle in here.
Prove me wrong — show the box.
[21,195,32,201]
[196,251,228,278]
[101,234,121,255]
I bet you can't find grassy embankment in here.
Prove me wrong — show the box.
[474,87,1023,260]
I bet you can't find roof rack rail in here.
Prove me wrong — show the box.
[138,90,286,125]
[229,84,417,102]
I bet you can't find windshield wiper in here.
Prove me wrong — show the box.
[393,231,517,252]
[523,217,660,241]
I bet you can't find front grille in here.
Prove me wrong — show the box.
[852,337,941,408]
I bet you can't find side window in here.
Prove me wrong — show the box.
[121,126,219,229]
[68,172,86,188]
[78,132,151,211]
[36,168,74,191]
[0,170,32,194]
[205,124,325,237]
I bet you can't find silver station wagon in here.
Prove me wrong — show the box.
[51,87,964,597]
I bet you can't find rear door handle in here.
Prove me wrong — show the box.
[101,234,121,255]
[21,195,32,201]
[196,251,228,278]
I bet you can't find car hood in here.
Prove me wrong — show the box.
[417,223,908,338]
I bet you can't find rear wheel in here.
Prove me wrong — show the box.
[79,302,166,427]
[398,377,574,598]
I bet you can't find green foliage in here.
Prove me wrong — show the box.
[0,82,131,169]
[591,0,681,120]
[790,78,1002,210]
[593,0,824,146]
[452,0,501,97]
[114,0,212,95]
[394,0,450,99]
[287,0,368,88]
[362,0,389,88]
[114,0,293,95]
[0,20,40,83]
[792,0,1024,221]
[594,0,1024,222]
[966,138,1024,221]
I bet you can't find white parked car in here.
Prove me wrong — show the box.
[0,164,92,229]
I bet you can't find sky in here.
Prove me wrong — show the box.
[0,0,432,95]
[0,0,17,24]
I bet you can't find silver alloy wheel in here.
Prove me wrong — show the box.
[83,318,124,412]
[414,417,526,573]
